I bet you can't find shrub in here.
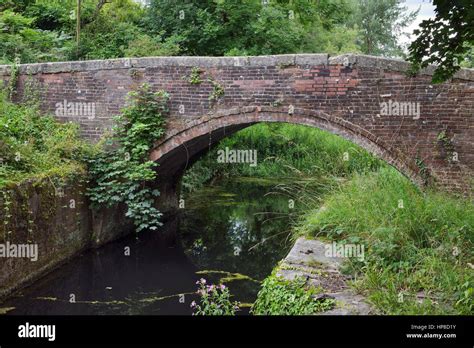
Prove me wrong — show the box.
[251,274,334,315]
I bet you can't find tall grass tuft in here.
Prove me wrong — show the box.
[297,167,474,314]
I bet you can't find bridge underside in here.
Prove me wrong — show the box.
[153,122,254,213]
[151,107,433,213]
[156,123,254,178]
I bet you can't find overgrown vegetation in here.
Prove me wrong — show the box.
[0,90,91,188]
[183,122,473,315]
[296,167,474,314]
[0,0,181,64]
[251,273,335,315]
[1,0,472,318]
[86,84,168,232]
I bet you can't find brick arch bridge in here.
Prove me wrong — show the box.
[1,54,473,209]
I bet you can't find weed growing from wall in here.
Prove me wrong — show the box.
[187,67,203,85]
[437,130,456,163]
[208,77,224,102]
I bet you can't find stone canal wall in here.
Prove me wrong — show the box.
[275,237,372,315]
[0,178,132,299]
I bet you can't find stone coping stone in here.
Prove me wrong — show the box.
[276,237,373,315]
[284,237,344,270]
[1,54,472,80]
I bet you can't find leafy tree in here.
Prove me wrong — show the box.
[0,9,72,63]
[349,0,418,57]
[146,0,356,56]
[460,44,474,68]
[0,0,425,63]
[124,33,182,57]
[75,0,150,59]
[0,0,35,12]
[0,0,171,62]
[146,0,258,56]
[24,2,70,31]
[408,0,474,82]
[245,2,307,55]
[312,25,362,55]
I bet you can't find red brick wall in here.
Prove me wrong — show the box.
[1,54,472,194]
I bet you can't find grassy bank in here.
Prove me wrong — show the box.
[296,167,474,314]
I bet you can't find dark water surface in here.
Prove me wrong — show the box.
[1,178,296,315]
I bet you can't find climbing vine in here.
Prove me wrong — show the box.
[22,72,41,106]
[415,154,429,186]
[437,130,456,163]
[7,58,20,101]
[86,84,169,232]
[1,190,13,241]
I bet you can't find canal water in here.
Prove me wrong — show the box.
[1,178,298,315]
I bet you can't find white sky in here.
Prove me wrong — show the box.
[400,0,436,45]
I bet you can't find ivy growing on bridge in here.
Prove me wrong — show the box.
[86,84,168,232]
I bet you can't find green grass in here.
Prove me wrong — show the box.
[296,167,474,314]
[182,122,382,191]
[0,92,93,188]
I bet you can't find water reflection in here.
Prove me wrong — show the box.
[1,177,296,315]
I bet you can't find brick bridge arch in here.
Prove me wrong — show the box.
[1,53,473,206]
[150,106,423,186]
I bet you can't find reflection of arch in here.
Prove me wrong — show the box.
[150,106,425,186]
